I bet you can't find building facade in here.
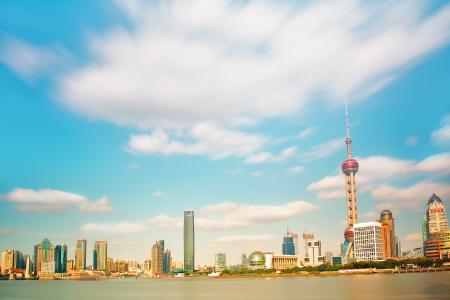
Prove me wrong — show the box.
[304,239,323,266]
[215,253,226,272]
[184,210,195,272]
[426,194,448,234]
[378,210,396,258]
[282,230,296,255]
[163,249,172,274]
[34,238,55,274]
[151,240,164,275]
[93,241,108,271]
[353,222,383,261]
[75,239,87,271]
[54,244,67,273]
[273,255,298,270]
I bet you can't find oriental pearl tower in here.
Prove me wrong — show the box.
[341,100,359,260]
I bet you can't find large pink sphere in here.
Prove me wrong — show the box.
[341,158,359,175]
[344,226,354,242]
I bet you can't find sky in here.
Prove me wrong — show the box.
[0,0,450,266]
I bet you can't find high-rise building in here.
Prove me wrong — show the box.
[324,251,333,264]
[288,231,300,256]
[93,241,108,271]
[184,210,195,272]
[282,230,296,255]
[163,249,172,274]
[143,259,151,274]
[34,238,55,274]
[151,240,164,276]
[426,194,448,235]
[75,239,87,271]
[303,233,314,259]
[1,250,14,275]
[423,194,450,259]
[395,237,401,258]
[378,210,396,258]
[241,254,247,268]
[215,253,226,272]
[341,101,359,260]
[67,259,74,272]
[55,245,62,273]
[354,222,383,261]
[25,255,33,278]
[304,239,323,266]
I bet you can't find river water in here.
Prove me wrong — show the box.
[0,272,449,299]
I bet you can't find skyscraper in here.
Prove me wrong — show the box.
[55,245,62,273]
[303,233,314,259]
[354,222,383,261]
[424,194,450,259]
[151,240,164,276]
[93,241,108,271]
[282,230,296,255]
[341,101,359,260]
[426,194,448,234]
[34,238,55,274]
[75,239,87,271]
[288,231,300,256]
[184,210,195,272]
[163,249,172,274]
[215,253,226,272]
[304,239,323,266]
[378,210,396,258]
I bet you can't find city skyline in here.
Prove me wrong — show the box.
[1,0,450,265]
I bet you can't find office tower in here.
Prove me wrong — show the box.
[241,254,247,268]
[93,241,108,271]
[55,245,62,273]
[426,194,448,234]
[282,231,295,255]
[144,259,151,274]
[304,239,323,266]
[1,250,14,275]
[324,251,333,264]
[379,210,396,258]
[151,240,164,275]
[341,101,359,260]
[303,233,314,259]
[61,244,67,273]
[422,213,428,251]
[34,238,55,273]
[163,249,172,273]
[354,222,383,261]
[75,239,87,271]
[288,231,300,256]
[215,253,226,272]
[66,259,74,272]
[184,210,195,272]
[395,237,401,257]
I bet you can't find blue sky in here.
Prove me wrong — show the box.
[1,0,450,266]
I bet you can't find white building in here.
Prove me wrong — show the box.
[264,252,273,269]
[304,240,324,266]
[354,222,384,261]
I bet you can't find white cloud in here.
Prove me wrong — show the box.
[371,180,450,210]
[286,165,304,174]
[55,1,450,130]
[82,221,148,235]
[127,123,268,161]
[251,171,263,177]
[405,233,423,241]
[296,127,316,140]
[405,135,419,147]
[431,114,450,146]
[244,146,297,164]
[224,169,243,175]
[213,235,275,244]
[129,162,140,170]
[308,152,450,202]
[302,138,344,161]
[244,152,272,164]
[152,190,168,198]
[0,228,12,235]
[201,201,238,214]
[4,188,112,213]
[89,199,319,233]
[0,35,70,80]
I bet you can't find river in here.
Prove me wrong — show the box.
[0,272,449,299]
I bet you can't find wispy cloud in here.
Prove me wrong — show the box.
[82,200,319,233]
[152,190,168,198]
[431,114,450,147]
[286,165,304,174]
[55,1,450,130]
[251,171,263,177]
[0,228,12,235]
[302,138,344,161]
[213,235,275,244]
[3,188,112,213]
[296,127,316,140]
[405,233,423,241]
[405,135,419,147]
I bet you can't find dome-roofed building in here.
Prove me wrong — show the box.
[424,193,449,260]
[247,251,265,269]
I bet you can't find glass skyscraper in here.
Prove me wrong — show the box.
[75,239,87,271]
[184,210,195,272]
[93,241,107,271]
[282,232,296,255]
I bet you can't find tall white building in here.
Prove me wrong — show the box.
[354,222,383,261]
[304,239,323,266]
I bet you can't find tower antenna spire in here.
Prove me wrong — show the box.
[345,98,352,159]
